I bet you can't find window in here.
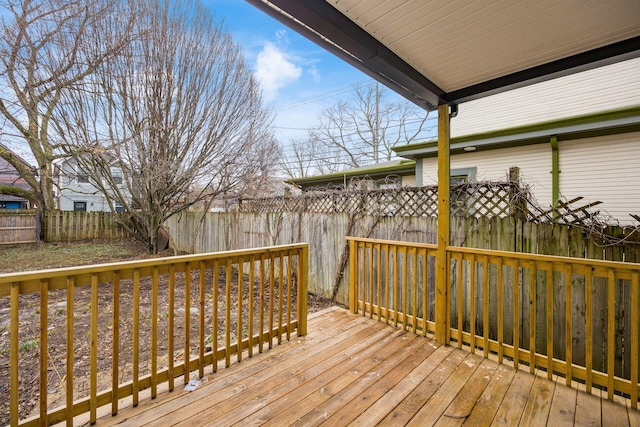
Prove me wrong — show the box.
[73,201,87,211]
[77,169,90,184]
[111,168,123,185]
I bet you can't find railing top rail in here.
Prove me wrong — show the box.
[0,243,309,292]
[345,236,437,250]
[448,245,640,270]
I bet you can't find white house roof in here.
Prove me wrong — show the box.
[247,0,640,110]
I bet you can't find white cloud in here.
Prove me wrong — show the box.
[309,65,321,83]
[254,42,302,102]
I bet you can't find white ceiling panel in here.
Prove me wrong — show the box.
[332,0,640,91]
[249,0,640,109]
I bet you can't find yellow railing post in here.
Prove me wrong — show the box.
[297,245,308,336]
[348,238,357,313]
[435,103,451,344]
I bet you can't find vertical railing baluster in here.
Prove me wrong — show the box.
[168,265,175,389]
[585,266,593,393]
[529,261,536,374]
[412,248,418,334]
[457,254,463,348]
[483,257,489,359]
[198,262,206,377]
[368,243,374,319]
[259,256,265,353]
[287,251,293,340]
[237,258,244,361]
[299,246,308,336]
[151,267,159,397]
[225,259,232,367]
[90,274,98,423]
[10,282,19,427]
[631,271,638,410]
[248,255,255,357]
[376,243,382,322]
[278,253,284,344]
[470,256,476,353]
[422,249,428,336]
[111,272,119,415]
[402,246,408,330]
[565,264,573,386]
[40,279,49,425]
[547,266,554,380]
[67,277,76,424]
[607,268,615,400]
[360,242,366,316]
[384,244,390,324]
[212,260,219,371]
[133,269,140,403]
[269,253,275,349]
[513,260,519,369]
[184,264,191,384]
[497,258,503,364]
[394,245,399,328]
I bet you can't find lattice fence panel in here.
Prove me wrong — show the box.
[239,182,525,219]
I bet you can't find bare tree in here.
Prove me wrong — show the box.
[285,82,435,177]
[0,0,138,212]
[60,0,276,252]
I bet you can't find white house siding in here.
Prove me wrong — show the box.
[402,175,416,187]
[57,159,125,212]
[421,143,553,208]
[559,131,640,225]
[451,57,640,137]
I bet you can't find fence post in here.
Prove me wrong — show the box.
[435,103,451,345]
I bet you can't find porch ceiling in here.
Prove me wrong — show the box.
[246,0,640,110]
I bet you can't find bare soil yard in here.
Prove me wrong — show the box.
[0,239,334,425]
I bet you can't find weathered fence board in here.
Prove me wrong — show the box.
[43,211,128,242]
[0,210,38,244]
[164,212,640,307]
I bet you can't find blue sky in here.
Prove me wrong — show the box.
[202,0,374,143]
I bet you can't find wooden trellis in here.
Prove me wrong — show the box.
[240,182,521,219]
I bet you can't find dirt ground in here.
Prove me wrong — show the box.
[0,239,335,425]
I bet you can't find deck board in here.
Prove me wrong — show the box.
[91,307,638,427]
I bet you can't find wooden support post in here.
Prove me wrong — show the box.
[435,103,451,344]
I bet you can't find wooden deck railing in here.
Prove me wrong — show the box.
[0,244,308,426]
[347,236,640,409]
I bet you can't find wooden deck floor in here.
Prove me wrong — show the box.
[92,307,640,426]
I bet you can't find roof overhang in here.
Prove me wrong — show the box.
[287,159,415,189]
[246,0,640,110]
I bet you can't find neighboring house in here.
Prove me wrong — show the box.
[392,57,640,225]
[55,158,128,212]
[287,58,640,224]
[0,143,35,209]
[287,159,416,192]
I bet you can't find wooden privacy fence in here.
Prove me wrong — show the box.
[0,210,38,244]
[0,244,308,426]
[347,236,640,408]
[43,211,128,242]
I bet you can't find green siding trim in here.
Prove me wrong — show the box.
[393,105,640,158]
[287,159,415,188]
